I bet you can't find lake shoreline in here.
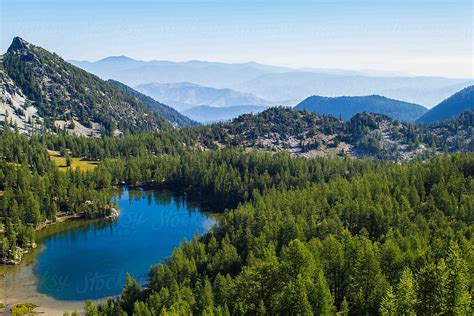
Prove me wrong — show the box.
[1,213,119,315]
[1,187,216,315]
[1,209,119,266]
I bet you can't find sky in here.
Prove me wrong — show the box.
[1,0,473,78]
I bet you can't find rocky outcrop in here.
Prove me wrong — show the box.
[106,207,120,220]
[0,245,36,265]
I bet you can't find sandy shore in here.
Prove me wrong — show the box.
[1,252,106,316]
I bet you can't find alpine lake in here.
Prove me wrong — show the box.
[1,188,217,313]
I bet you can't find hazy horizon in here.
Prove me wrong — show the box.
[67,54,468,80]
[2,0,472,79]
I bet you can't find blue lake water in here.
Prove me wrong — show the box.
[32,188,215,301]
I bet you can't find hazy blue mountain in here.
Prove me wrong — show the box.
[238,72,472,107]
[295,95,427,122]
[182,105,269,123]
[69,58,291,89]
[417,85,474,124]
[134,82,273,111]
[108,80,198,127]
[69,56,472,107]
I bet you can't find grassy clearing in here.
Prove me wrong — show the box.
[48,150,99,172]
[11,303,37,315]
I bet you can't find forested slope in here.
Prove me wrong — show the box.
[108,80,198,128]
[88,153,473,315]
[295,94,427,122]
[195,107,473,161]
[0,121,472,314]
[0,128,115,264]
[417,85,474,124]
[2,37,170,136]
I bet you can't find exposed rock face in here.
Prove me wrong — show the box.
[8,37,28,52]
[0,55,43,134]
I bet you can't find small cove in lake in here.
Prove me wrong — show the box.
[1,187,217,311]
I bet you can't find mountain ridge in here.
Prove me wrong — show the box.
[196,107,473,161]
[2,37,171,136]
[417,85,474,124]
[69,55,472,106]
[182,104,269,123]
[237,71,472,107]
[295,94,427,122]
[135,82,273,111]
[108,80,198,127]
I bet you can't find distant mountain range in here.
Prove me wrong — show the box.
[417,85,474,124]
[108,80,198,127]
[135,82,274,111]
[69,56,472,107]
[2,37,472,145]
[70,56,291,91]
[236,72,473,107]
[182,105,269,123]
[295,95,427,122]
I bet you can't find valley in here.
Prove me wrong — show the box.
[0,35,472,316]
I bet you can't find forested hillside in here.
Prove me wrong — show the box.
[0,37,473,316]
[2,37,170,136]
[195,107,473,161]
[0,116,472,313]
[0,128,115,264]
[108,80,198,128]
[1,37,471,163]
[86,153,473,315]
[295,95,427,122]
[0,124,378,263]
[417,85,474,124]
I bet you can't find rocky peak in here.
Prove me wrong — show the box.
[7,37,29,53]
[6,37,37,62]
[2,37,171,136]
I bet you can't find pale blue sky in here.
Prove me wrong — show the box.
[1,0,472,77]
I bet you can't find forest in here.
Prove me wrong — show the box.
[81,153,472,316]
[0,120,472,314]
[0,124,377,260]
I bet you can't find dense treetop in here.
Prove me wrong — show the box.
[87,153,473,315]
[0,117,472,314]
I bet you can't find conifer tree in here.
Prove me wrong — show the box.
[395,268,417,315]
